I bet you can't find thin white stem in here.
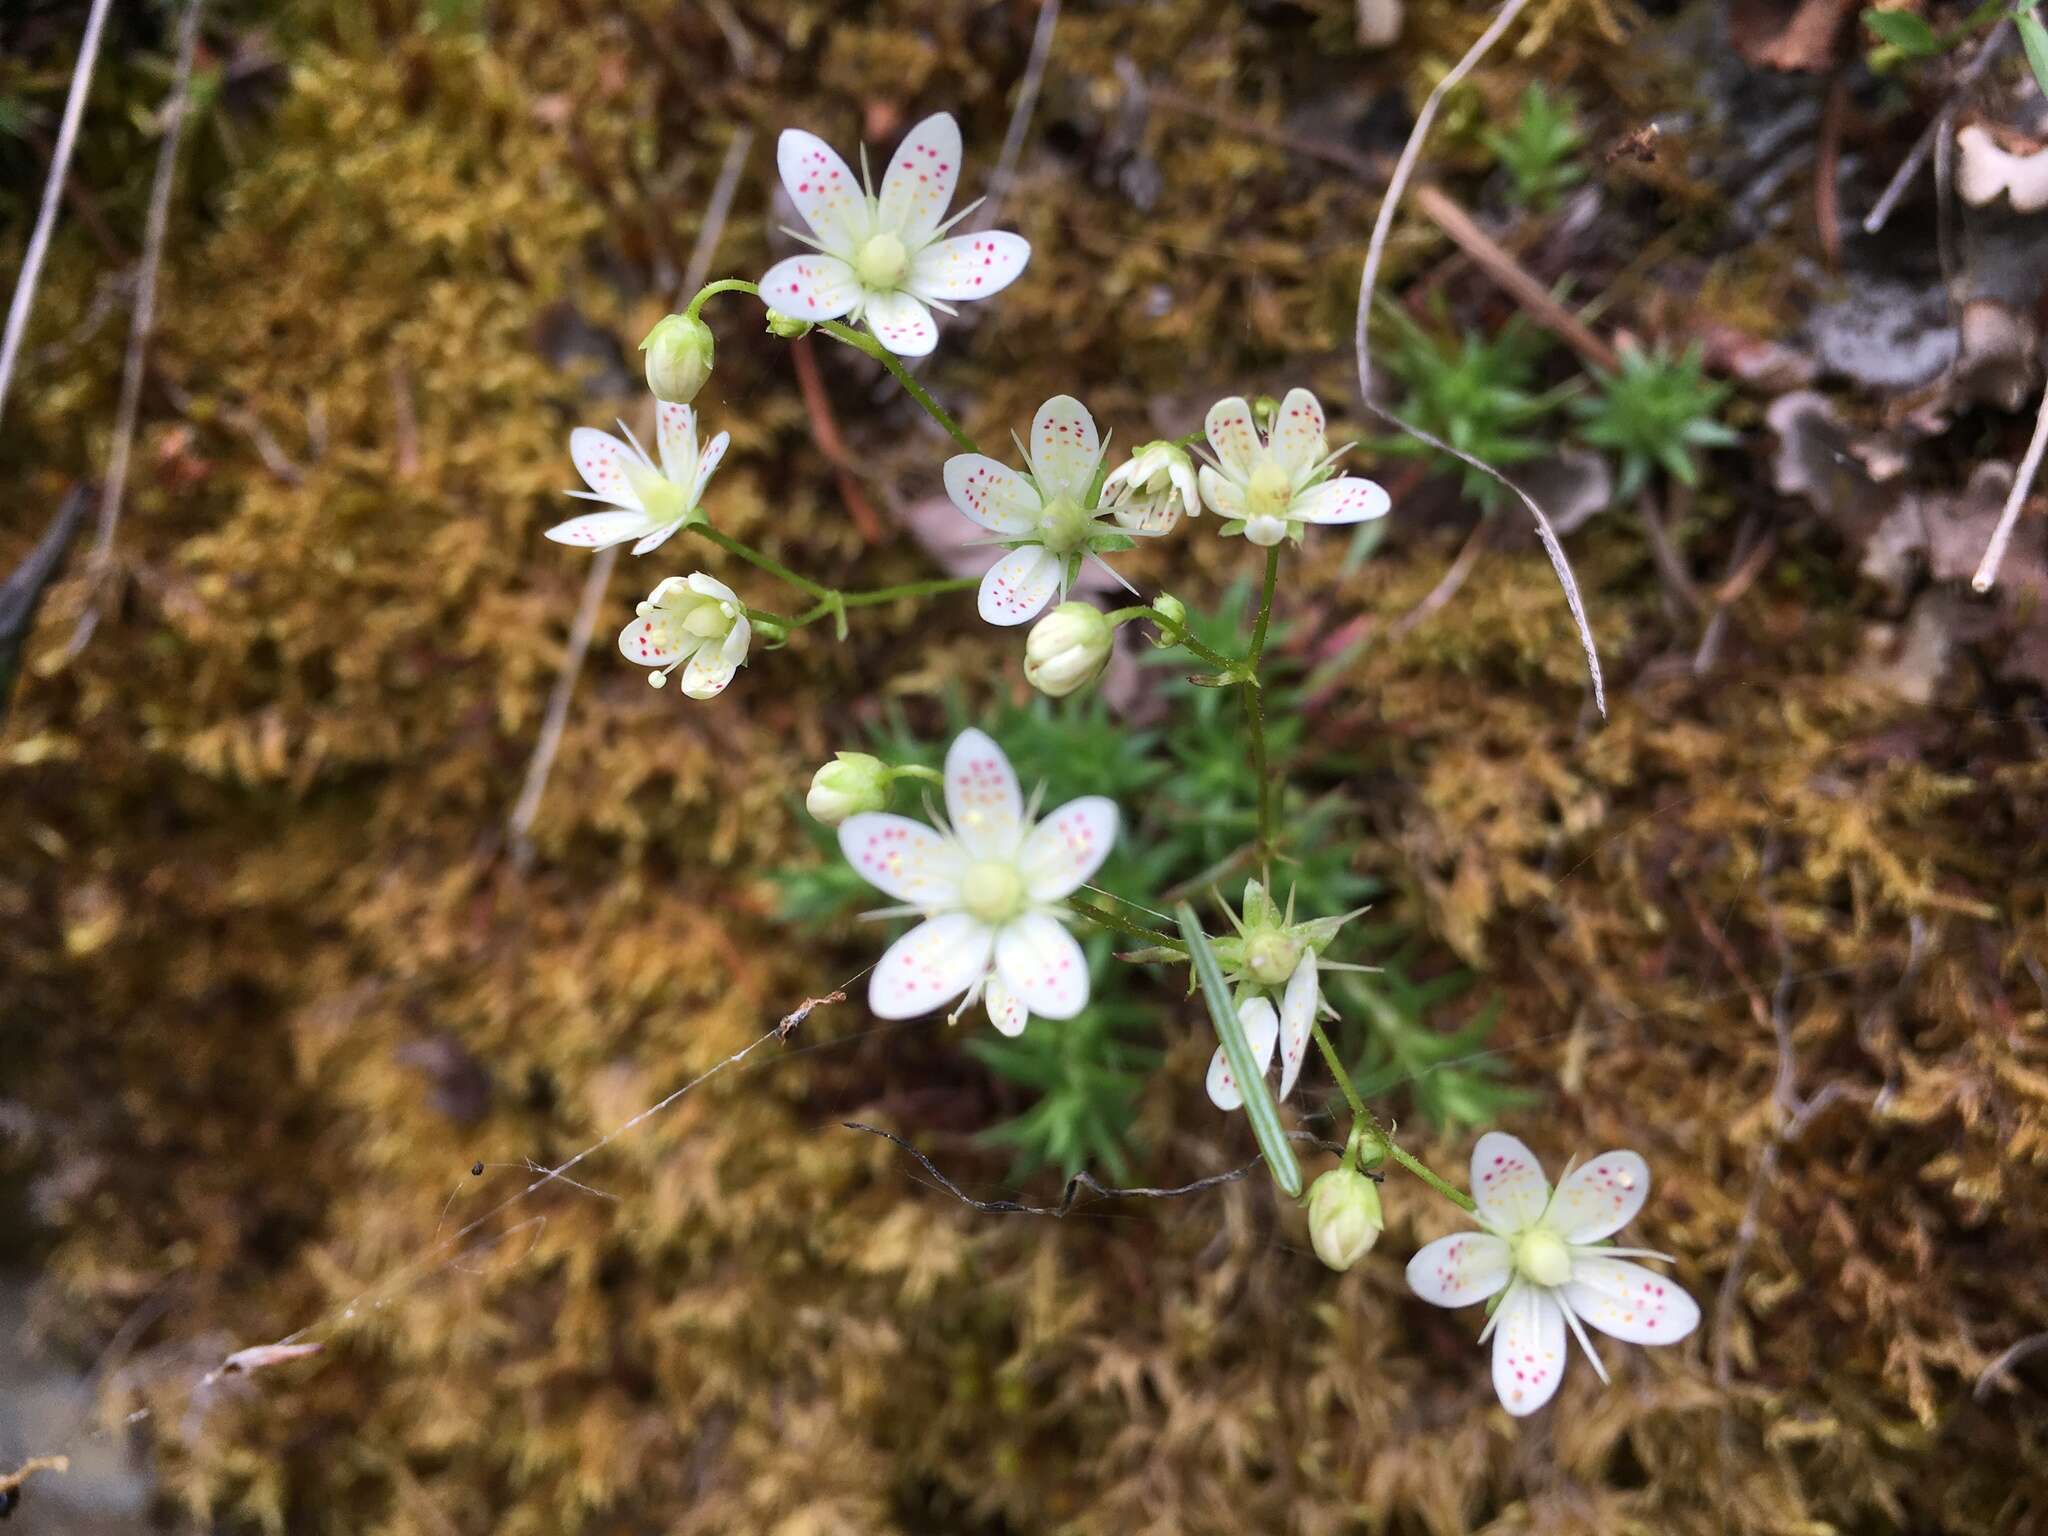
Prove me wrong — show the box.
[976,0,1060,231]
[1972,378,2048,592]
[0,0,115,430]
[68,0,206,658]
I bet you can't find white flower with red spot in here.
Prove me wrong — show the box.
[1196,388,1390,547]
[1405,1133,1699,1417]
[617,573,750,699]
[838,729,1118,1035]
[759,112,1031,359]
[547,401,728,555]
[1204,952,1319,1113]
[943,394,1136,627]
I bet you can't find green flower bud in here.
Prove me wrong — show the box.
[1023,602,1113,698]
[1151,593,1188,629]
[1306,1167,1384,1272]
[805,751,889,826]
[765,307,814,339]
[641,313,715,404]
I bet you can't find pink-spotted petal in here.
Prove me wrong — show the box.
[546,510,654,549]
[1491,1283,1568,1417]
[1196,465,1246,518]
[838,813,968,906]
[630,520,686,556]
[1546,1151,1651,1243]
[994,912,1090,1020]
[1276,952,1317,1101]
[759,253,861,323]
[695,430,729,493]
[1206,997,1280,1111]
[1268,388,1329,476]
[1405,1230,1513,1307]
[977,545,1061,627]
[1564,1257,1699,1346]
[776,128,865,251]
[678,649,739,700]
[986,973,1029,1037]
[869,914,994,1020]
[862,289,938,358]
[570,427,648,509]
[1017,796,1118,901]
[1028,394,1101,501]
[655,401,697,485]
[943,727,1022,859]
[876,111,962,247]
[908,231,1032,302]
[1471,1131,1552,1232]
[1292,476,1391,525]
[943,454,1041,534]
[618,615,687,667]
[1204,396,1260,478]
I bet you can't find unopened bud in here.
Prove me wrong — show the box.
[806,752,890,826]
[765,308,814,339]
[641,313,715,403]
[1023,602,1113,698]
[1151,593,1187,629]
[1306,1167,1383,1272]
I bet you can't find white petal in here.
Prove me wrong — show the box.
[863,289,938,357]
[1204,396,1260,478]
[985,973,1029,1036]
[1196,465,1246,518]
[545,510,654,549]
[759,253,861,322]
[1404,1231,1513,1307]
[943,454,1041,534]
[1472,1131,1551,1233]
[1291,476,1391,525]
[1027,394,1101,501]
[944,727,1022,859]
[629,520,686,556]
[876,111,962,247]
[776,127,865,251]
[1205,997,1279,1111]
[868,914,995,1020]
[1546,1151,1652,1243]
[678,650,739,699]
[683,572,741,607]
[1564,1256,1699,1346]
[976,545,1061,627]
[570,427,648,509]
[1491,1282,1568,1416]
[838,813,969,905]
[618,615,689,667]
[1016,796,1118,901]
[993,911,1089,1020]
[695,430,730,492]
[908,231,1031,301]
[1276,952,1316,1101]
[656,401,697,486]
[1268,387,1328,475]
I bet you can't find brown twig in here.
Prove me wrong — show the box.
[1815,72,1849,271]
[1863,21,2013,235]
[789,335,883,543]
[1386,516,1492,642]
[1975,1330,2048,1401]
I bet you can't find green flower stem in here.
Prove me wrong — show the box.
[891,764,944,785]
[1307,1018,1476,1213]
[1071,894,1181,949]
[683,277,759,322]
[1177,902,1303,1198]
[1244,546,1282,858]
[833,577,980,609]
[688,524,832,601]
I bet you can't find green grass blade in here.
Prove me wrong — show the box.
[1175,902,1303,1198]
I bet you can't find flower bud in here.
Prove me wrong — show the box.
[764,308,814,339]
[1306,1167,1384,1272]
[1023,602,1114,698]
[806,752,890,825]
[1151,593,1188,629]
[641,313,715,403]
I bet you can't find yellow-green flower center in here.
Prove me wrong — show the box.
[1514,1228,1573,1288]
[1038,494,1091,555]
[961,861,1026,925]
[1244,931,1301,987]
[1246,459,1294,521]
[854,231,910,290]
[626,461,690,526]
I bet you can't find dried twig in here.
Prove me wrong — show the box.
[1863,22,2013,235]
[1386,516,1491,642]
[789,335,883,542]
[66,0,207,659]
[508,127,753,858]
[1351,0,1607,717]
[1975,1329,2048,1401]
[1816,74,1849,271]
[846,1121,1343,1217]
[1971,379,2048,593]
[0,0,115,430]
[975,0,1061,231]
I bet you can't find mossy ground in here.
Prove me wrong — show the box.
[3,1,2046,1532]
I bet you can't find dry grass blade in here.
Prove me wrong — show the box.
[1972,379,2048,593]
